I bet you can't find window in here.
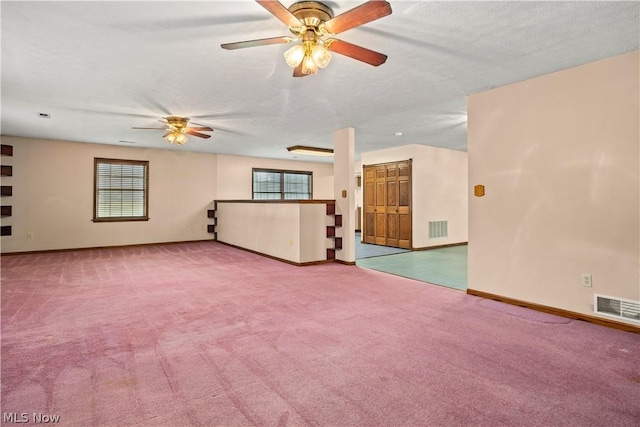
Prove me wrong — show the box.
[93,158,149,222]
[252,168,312,200]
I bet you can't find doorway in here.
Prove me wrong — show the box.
[363,160,412,249]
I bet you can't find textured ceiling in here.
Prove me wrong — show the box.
[2,1,638,163]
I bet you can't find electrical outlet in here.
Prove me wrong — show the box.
[581,273,592,287]
[27,232,34,240]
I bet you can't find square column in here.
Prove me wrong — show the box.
[333,127,355,263]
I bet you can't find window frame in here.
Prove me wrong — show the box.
[252,168,313,200]
[93,158,150,222]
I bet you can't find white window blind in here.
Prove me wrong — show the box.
[94,158,149,221]
[284,172,311,199]
[252,169,312,200]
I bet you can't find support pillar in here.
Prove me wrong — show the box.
[333,127,355,263]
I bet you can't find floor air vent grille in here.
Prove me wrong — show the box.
[594,294,640,324]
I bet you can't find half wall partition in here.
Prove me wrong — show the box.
[213,199,340,265]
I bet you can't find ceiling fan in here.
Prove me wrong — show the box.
[221,0,392,77]
[132,116,213,145]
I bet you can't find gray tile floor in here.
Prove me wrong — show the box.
[355,233,468,291]
[354,232,410,259]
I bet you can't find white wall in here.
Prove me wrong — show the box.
[0,136,217,253]
[215,201,329,264]
[468,51,639,316]
[354,160,362,231]
[0,138,339,254]
[216,202,301,262]
[361,144,468,248]
[299,203,330,263]
[215,154,334,200]
[333,128,356,262]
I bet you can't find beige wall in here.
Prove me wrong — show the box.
[215,202,329,264]
[333,128,356,262]
[0,136,218,253]
[361,144,469,248]
[216,202,302,262]
[299,203,332,263]
[0,137,336,254]
[215,154,334,200]
[468,51,639,316]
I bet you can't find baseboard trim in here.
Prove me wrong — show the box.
[335,259,356,266]
[467,289,640,334]
[1,239,215,256]
[412,242,468,251]
[215,240,335,267]
[3,238,341,267]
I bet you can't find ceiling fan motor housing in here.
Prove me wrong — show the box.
[288,1,334,30]
[165,116,189,129]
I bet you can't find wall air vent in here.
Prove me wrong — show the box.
[594,294,640,324]
[429,220,448,238]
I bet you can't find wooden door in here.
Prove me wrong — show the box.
[363,160,412,248]
[363,166,377,244]
[374,166,387,245]
[397,162,412,248]
[385,163,399,247]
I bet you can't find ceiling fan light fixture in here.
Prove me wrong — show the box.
[310,43,332,68]
[301,54,319,75]
[284,44,306,67]
[166,131,188,145]
[287,145,334,156]
[166,133,177,144]
[285,39,331,73]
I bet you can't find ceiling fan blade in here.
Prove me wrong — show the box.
[185,130,212,139]
[187,126,214,132]
[255,0,303,28]
[327,39,387,66]
[221,36,293,50]
[292,63,308,77]
[189,121,214,128]
[323,0,392,35]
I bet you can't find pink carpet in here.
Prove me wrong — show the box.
[2,241,639,426]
